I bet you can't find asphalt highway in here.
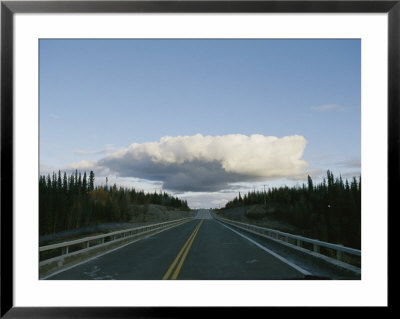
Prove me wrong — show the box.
[45,210,308,280]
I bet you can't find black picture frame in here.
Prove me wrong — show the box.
[1,0,395,317]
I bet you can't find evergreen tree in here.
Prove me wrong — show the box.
[88,170,95,192]
[63,172,68,191]
[222,171,361,248]
[82,172,87,194]
[307,175,313,192]
[39,170,191,236]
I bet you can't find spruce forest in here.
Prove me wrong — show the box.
[39,170,189,236]
[223,170,361,249]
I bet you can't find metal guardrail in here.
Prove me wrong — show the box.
[213,214,361,263]
[39,217,193,266]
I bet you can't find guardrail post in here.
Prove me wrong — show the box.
[313,244,320,253]
[336,246,344,261]
[284,236,289,243]
[296,239,302,247]
[84,241,89,249]
[61,246,69,255]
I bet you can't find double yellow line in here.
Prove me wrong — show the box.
[162,219,204,280]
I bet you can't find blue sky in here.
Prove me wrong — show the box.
[40,39,361,208]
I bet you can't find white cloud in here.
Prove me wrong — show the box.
[176,191,235,209]
[67,134,308,192]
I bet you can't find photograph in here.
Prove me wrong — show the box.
[38,38,362,280]
[1,0,394,314]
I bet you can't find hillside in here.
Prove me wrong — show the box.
[215,204,302,235]
[128,204,195,223]
[40,204,195,246]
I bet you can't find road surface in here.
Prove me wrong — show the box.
[45,210,310,280]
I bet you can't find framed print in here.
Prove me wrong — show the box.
[1,0,396,317]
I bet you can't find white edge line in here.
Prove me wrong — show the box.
[41,221,189,280]
[218,221,312,276]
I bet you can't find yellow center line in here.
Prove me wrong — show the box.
[162,219,204,280]
[171,219,203,280]
[162,222,199,280]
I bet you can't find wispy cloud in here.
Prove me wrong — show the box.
[287,169,325,181]
[64,134,309,192]
[50,114,60,119]
[311,104,343,112]
[40,162,57,175]
[340,171,361,179]
[335,159,361,168]
[74,144,116,156]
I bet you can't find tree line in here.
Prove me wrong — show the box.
[39,170,190,236]
[223,170,361,249]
